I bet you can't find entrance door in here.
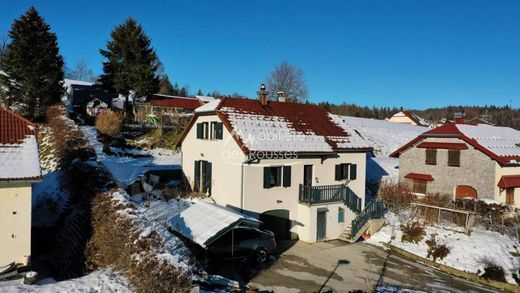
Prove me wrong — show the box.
[303,165,313,186]
[317,210,327,241]
[506,188,515,205]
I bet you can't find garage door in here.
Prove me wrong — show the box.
[260,210,290,241]
[455,185,477,199]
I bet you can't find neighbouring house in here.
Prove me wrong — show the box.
[195,95,216,104]
[0,108,41,268]
[134,95,204,124]
[176,87,379,242]
[65,82,116,115]
[390,113,520,207]
[388,110,429,127]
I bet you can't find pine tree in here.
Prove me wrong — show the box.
[99,18,159,113]
[158,75,175,95]
[196,89,203,96]
[0,7,64,120]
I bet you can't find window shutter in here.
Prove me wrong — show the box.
[203,122,209,139]
[350,164,357,180]
[263,167,271,189]
[206,162,212,195]
[194,161,200,192]
[283,166,291,187]
[335,164,342,181]
[196,123,203,139]
[215,122,223,140]
[344,164,349,180]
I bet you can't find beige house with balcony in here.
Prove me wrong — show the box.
[176,91,382,242]
[0,108,41,268]
[390,121,520,207]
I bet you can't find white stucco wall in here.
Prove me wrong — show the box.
[180,115,246,209]
[180,113,368,242]
[0,182,32,266]
[495,163,520,208]
[388,115,418,125]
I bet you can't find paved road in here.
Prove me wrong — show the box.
[245,240,498,293]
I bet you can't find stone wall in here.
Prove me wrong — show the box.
[398,137,496,199]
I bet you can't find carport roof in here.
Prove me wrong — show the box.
[169,200,261,248]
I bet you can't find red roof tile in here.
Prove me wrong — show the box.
[405,173,434,181]
[150,97,202,110]
[0,108,36,144]
[417,142,468,150]
[498,175,520,189]
[176,97,373,153]
[390,122,520,166]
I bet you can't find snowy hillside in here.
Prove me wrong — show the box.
[340,116,428,156]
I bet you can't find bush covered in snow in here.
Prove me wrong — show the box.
[425,234,450,262]
[378,181,415,213]
[480,258,507,283]
[401,221,425,244]
[418,192,452,208]
[87,189,191,293]
[95,109,123,137]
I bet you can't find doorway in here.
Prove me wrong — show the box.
[317,209,327,241]
[303,165,313,186]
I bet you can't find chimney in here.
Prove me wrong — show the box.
[277,91,287,102]
[257,84,268,106]
[454,111,465,124]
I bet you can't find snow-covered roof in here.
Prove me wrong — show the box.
[195,95,216,103]
[180,97,372,154]
[194,99,221,113]
[0,108,41,181]
[457,124,520,158]
[391,122,520,166]
[169,201,260,248]
[63,78,94,89]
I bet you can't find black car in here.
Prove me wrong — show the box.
[206,226,276,264]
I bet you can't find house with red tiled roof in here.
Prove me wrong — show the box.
[390,114,520,206]
[176,86,381,243]
[0,108,41,268]
[388,110,429,127]
[150,94,203,112]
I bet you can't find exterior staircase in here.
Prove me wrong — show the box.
[339,199,386,243]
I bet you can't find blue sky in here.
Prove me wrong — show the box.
[1,1,519,109]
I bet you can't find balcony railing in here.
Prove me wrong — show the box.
[298,184,362,213]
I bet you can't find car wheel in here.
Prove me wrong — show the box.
[255,248,268,264]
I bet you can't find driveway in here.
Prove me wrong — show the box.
[247,240,498,293]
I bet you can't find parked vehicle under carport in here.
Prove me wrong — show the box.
[169,201,276,265]
[206,226,276,264]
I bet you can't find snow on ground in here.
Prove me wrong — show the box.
[342,116,427,157]
[367,213,520,285]
[81,126,180,187]
[0,268,130,293]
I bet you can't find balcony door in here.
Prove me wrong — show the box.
[303,165,313,186]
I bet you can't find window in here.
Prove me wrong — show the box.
[338,207,345,223]
[425,149,437,165]
[448,149,460,167]
[263,166,291,188]
[412,180,427,194]
[506,188,515,205]
[335,163,357,181]
[194,160,212,194]
[196,122,223,140]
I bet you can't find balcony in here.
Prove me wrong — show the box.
[298,184,362,213]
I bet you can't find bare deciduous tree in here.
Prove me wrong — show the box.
[266,61,308,102]
[66,59,95,82]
